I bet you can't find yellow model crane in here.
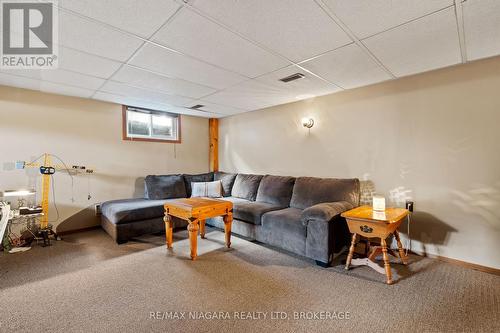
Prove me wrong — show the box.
[25,153,53,228]
[21,153,94,229]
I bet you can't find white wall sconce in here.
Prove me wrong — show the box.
[302,117,314,129]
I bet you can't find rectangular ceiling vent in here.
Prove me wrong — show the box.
[279,73,305,83]
[189,104,205,110]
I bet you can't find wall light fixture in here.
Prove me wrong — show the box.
[301,117,314,129]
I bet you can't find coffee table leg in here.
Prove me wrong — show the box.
[381,238,393,284]
[200,219,206,239]
[393,230,408,265]
[188,219,199,260]
[223,212,232,248]
[345,233,357,270]
[164,215,173,249]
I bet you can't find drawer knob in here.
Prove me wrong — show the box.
[360,225,373,233]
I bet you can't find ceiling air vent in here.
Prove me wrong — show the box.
[279,73,305,83]
[189,104,205,110]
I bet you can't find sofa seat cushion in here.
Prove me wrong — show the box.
[145,175,186,200]
[231,174,263,201]
[260,208,307,256]
[233,201,283,225]
[256,175,295,207]
[101,198,168,225]
[223,196,251,204]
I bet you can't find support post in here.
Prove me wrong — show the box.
[40,153,51,229]
[209,118,219,172]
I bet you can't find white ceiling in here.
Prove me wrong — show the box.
[0,0,499,118]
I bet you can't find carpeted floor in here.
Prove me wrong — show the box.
[0,228,498,333]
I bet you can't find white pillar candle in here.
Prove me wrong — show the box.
[372,195,386,211]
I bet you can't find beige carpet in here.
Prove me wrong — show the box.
[0,228,498,333]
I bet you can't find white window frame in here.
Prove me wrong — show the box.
[122,105,181,143]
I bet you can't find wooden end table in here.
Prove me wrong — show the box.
[163,198,233,260]
[341,206,409,284]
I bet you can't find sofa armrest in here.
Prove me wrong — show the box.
[303,201,354,264]
[301,201,354,226]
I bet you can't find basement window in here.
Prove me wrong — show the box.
[122,106,181,143]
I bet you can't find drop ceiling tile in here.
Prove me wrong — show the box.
[93,91,129,105]
[152,9,288,78]
[191,0,352,62]
[59,11,144,62]
[324,0,453,39]
[203,79,295,111]
[463,0,500,61]
[0,73,40,91]
[184,101,246,116]
[59,47,122,79]
[99,80,195,107]
[300,44,391,89]
[0,72,94,98]
[363,7,461,77]
[167,107,219,118]
[59,0,181,38]
[255,65,341,99]
[93,91,173,111]
[129,43,246,89]
[39,81,95,98]
[94,91,217,117]
[0,68,105,90]
[111,65,216,99]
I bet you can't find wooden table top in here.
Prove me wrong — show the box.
[341,205,409,223]
[164,198,233,220]
[164,197,231,210]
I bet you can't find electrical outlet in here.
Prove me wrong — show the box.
[405,201,414,212]
[95,203,101,216]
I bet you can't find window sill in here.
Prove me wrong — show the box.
[122,136,181,144]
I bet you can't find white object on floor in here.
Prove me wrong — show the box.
[9,247,31,253]
[350,258,386,275]
[0,202,11,243]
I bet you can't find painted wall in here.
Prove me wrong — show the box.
[0,86,209,232]
[219,56,500,269]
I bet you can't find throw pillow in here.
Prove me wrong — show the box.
[191,180,222,198]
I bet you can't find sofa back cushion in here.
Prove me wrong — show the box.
[231,174,263,201]
[290,177,360,210]
[256,175,295,207]
[145,175,187,200]
[214,171,237,197]
[183,172,214,197]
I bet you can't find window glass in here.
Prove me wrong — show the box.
[127,110,150,136]
[152,114,174,138]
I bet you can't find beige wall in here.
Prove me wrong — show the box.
[219,56,500,269]
[0,86,209,232]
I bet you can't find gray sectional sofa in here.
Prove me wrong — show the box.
[101,172,360,267]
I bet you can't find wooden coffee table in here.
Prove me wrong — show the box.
[342,206,409,284]
[163,198,233,260]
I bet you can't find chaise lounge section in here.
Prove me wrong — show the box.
[101,172,359,266]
